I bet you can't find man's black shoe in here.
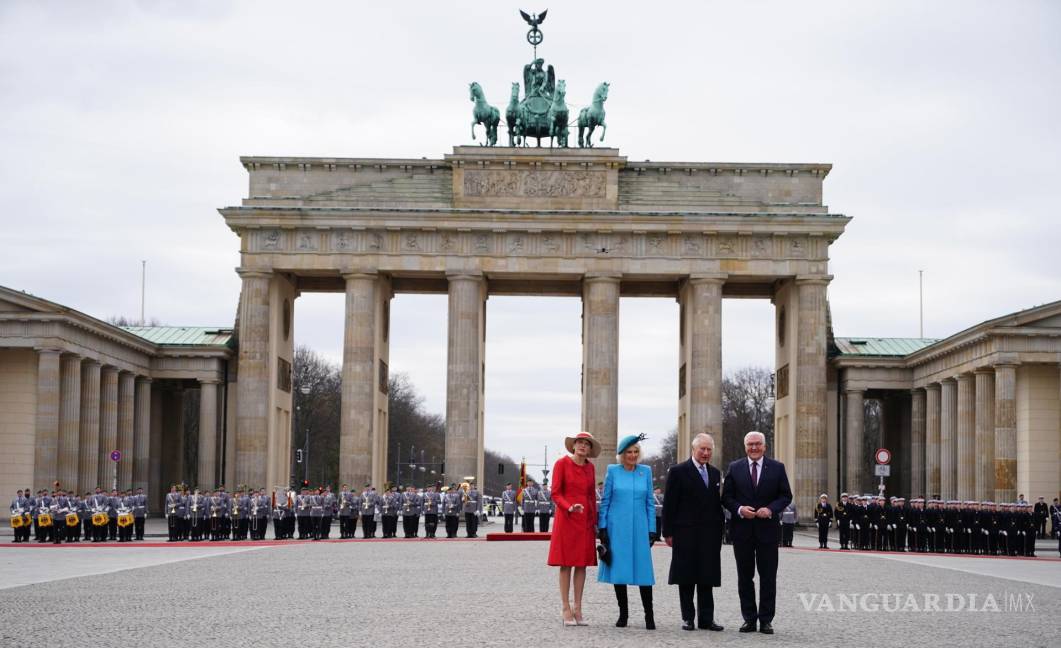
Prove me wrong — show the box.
[681,620,696,631]
[699,622,724,631]
[759,622,774,634]
[739,621,757,633]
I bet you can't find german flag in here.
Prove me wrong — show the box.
[516,459,527,504]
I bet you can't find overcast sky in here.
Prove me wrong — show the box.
[2,1,1058,478]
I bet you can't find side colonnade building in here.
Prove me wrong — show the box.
[832,300,1061,503]
[0,286,234,511]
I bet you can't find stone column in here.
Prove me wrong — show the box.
[57,354,82,490]
[149,387,163,506]
[956,373,975,500]
[909,388,926,497]
[973,369,995,501]
[581,274,620,475]
[939,378,957,500]
[117,372,135,489]
[78,360,102,494]
[340,272,379,489]
[197,379,220,489]
[925,383,941,497]
[235,270,272,489]
[844,389,865,494]
[682,275,725,464]
[794,276,829,517]
[98,367,118,487]
[446,273,487,485]
[33,348,62,491]
[133,377,152,494]
[993,363,1018,503]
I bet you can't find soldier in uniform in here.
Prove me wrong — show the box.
[188,488,206,541]
[815,494,833,549]
[65,491,82,543]
[521,479,539,533]
[308,487,324,540]
[537,481,553,533]
[779,503,797,547]
[360,485,379,539]
[464,482,483,538]
[443,484,462,538]
[847,496,863,550]
[401,484,422,538]
[272,488,292,540]
[336,484,353,539]
[1023,503,1036,557]
[295,487,311,539]
[1033,496,1048,539]
[501,483,516,533]
[10,489,31,543]
[49,489,67,544]
[232,489,250,541]
[421,483,440,538]
[320,486,336,540]
[165,486,181,542]
[116,490,134,543]
[380,485,400,539]
[130,488,147,541]
[103,488,117,541]
[1052,501,1061,556]
[835,493,850,550]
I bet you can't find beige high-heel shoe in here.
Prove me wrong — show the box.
[562,611,578,627]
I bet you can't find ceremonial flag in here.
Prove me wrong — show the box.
[516,460,527,504]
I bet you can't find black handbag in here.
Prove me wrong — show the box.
[596,541,611,565]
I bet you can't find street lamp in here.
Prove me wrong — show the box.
[299,384,311,484]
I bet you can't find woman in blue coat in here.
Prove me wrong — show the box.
[598,434,656,629]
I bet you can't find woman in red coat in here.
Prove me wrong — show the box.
[547,431,600,626]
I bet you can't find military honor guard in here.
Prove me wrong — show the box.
[421,483,441,538]
[815,495,833,549]
[308,488,324,540]
[835,493,851,549]
[401,485,422,538]
[360,485,379,538]
[249,489,269,540]
[652,487,664,543]
[1052,501,1061,556]
[521,479,539,532]
[273,488,294,540]
[537,481,553,533]
[779,504,796,547]
[501,483,516,533]
[9,489,32,543]
[464,482,483,538]
[230,489,249,541]
[443,483,462,538]
[1033,496,1048,538]
[381,485,400,539]
[320,486,336,540]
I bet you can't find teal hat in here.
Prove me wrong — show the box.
[616,433,646,455]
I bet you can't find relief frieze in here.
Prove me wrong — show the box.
[463,169,606,198]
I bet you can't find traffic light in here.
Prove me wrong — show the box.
[301,479,309,488]
[498,463,504,475]
[295,449,303,463]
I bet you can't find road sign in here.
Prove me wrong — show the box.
[874,448,891,465]
[110,450,121,462]
[874,464,891,477]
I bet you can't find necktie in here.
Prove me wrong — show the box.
[751,461,759,488]
[698,464,709,487]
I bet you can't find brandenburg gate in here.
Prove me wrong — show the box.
[220,145,849,516]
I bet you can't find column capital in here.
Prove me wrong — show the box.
[135,375,153,384]
[924,382,941,391]
[794,274,833,286]
[33,346,63,355]
[583,272,621,283]
[100,364,119,376]
[992,361,1020,370]
[687,272,728,285]
[941,376,957,384]
[973,367,995,376]
[235,268,273,280]
[198,378,222,386]
[342,270,379,281]
[445,270,484,281]
[81,358,101,368]
[844,387,865,395]
[910,387,925,396]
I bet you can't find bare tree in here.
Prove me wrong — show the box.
[722,367,775,466]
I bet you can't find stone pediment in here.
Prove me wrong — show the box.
[0,287,62,314]
[987,300,1061,331]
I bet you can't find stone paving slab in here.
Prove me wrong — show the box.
[0,534,1057,648]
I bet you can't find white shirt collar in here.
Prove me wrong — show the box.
[692,458,709,472]
[747,457,761,469]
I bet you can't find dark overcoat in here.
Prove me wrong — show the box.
[661,458,723,586]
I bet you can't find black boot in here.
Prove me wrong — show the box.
[640,586,655,630]
[613,585,628,628]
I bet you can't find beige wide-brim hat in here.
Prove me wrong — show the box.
[564,431,601,458]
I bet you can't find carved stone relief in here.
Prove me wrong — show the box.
[463,169,606,198]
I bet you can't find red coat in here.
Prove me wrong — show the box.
[547,456,598,567]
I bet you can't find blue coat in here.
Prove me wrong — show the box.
[597,463,655,586]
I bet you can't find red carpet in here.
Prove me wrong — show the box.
[485,532,551,541]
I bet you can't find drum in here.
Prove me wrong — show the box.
[66,512,80,527]
[37,512,53,528]
[117,512,134,528]
[92,512,109,527]
[10,514,24,529]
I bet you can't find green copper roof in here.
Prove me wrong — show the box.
[833,337,939,357]
[121,326,233,347]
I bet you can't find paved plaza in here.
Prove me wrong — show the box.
[1,523,1057,648]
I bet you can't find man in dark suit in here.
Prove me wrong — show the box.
[721,430,792,635]
[662,433,724,632]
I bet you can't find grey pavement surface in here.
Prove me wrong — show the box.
[0,527,1058,648]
